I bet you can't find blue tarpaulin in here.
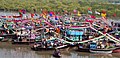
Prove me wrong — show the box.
[66,30,83,35]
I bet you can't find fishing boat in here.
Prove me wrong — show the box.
[77,43,90,52]
[31,44,68,51]
[12,40,35,45]
[12,34,35,45]
[89,49,114,54]
[31,46,55,51]
[65,22,90,42]
[89,41,114,54]
[31,39,68,51]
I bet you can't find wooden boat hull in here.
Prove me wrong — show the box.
[113,47,120,53]
[53,54,61,58]
[1,39,8,42]
[0,37,4,41]
[77,48,90,52]
[31,47,55,51]
[90,49,113,54]
[0,34,16,38]
[31,45,68,51]
[12,41,34,45]
[0,39,3,41]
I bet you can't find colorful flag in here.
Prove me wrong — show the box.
[88,10,92,14]
[19,10,22,13]
[102,10,106,14]
[113,13,116,17]
[55,16,58,20]
[19,10,23,17]
[88,8,91,10]
[49,11,55,17]
[77,11,81,16]
[88,7,92,14]
[31,13,34,18]
[95,11,100,15]
[43,15,46,18]
[73,9,77,14]
[22,9,26,14]
[90,15,96,19]
[49,13,52,17]
[101,13,106,17]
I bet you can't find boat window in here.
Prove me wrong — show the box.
[118,23,120,27]
[118,28,120,31]
[114,23,118,27]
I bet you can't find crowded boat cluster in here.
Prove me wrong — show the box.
[0,9,120,57]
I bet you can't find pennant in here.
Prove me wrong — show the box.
[101,13,106,17]
[31,13,34,18]
[102,10,106,14]
[19,10,22,13]
[113,13,116,17]
[90,15,96,19]
[73,9,77,14]
[19,10,23,17]
[77,11,81,16]
[49,13,52,17]
[55,16,58,20]
[88,8,91,10]
[95,11,100,15]
[43,15,46,18]
[88,10,92,14]
[22,9,26,14]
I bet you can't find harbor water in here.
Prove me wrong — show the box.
[0,42,119,58]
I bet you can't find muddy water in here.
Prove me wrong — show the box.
[0,42,119,58]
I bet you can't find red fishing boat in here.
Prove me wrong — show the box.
[113,47,120,53]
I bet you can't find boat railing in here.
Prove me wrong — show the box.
[90,25,120,44]
[62,35,105,44]
[93,24,120,43]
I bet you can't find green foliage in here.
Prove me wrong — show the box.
[0,0,120,17]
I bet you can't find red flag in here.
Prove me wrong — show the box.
[90,15,96,19]
[19,10,22,13]
[31,13,34,18]
[88,8,91,10]
[113,13,116,17]
[102,10,106,14]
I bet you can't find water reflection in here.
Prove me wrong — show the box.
[0,46,119,58]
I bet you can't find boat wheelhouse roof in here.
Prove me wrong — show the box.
[69,27,89,30]
[70,22,90,26]
[65,22,90,29]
